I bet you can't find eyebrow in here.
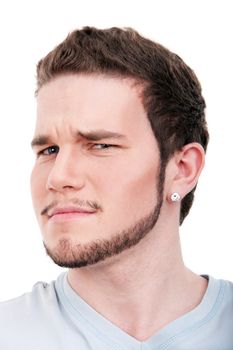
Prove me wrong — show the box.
[78,130,127,141]
[31,135,51,148]
[31,130,127,148]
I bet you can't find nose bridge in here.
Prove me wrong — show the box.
[46,145,84,191]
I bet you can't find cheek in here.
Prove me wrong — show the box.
[30,165,47,210]
[95,159,159,213]
[123,164,159,210]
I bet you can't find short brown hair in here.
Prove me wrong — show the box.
[36,26,209,224]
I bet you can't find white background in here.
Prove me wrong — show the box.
[0,0,232,301]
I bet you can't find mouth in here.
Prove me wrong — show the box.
[48,206,97,223]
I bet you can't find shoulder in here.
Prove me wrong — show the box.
[223,278,233,294]
[0,277,62,346]
[207,276,233,318]
[219,278,233,313]
[0,278,57,315]
[204,277,233,343]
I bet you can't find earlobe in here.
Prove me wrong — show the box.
[166,192,182,204]
[170,192,181,202]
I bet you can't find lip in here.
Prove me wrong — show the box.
[48,206,96,222]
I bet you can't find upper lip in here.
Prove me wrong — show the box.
[48,206,96,218]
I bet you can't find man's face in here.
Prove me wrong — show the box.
[31,74,164,268]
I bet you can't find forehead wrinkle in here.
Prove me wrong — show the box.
[31,128,128,148]
[77,129,127,141]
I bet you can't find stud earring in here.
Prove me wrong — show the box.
[171,192,181,202]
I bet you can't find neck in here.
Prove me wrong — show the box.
[68,226,207,341]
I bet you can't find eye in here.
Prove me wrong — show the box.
[38,145,59,157]
[91,143,114,150]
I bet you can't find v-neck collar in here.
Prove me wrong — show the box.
[55,272,225,349]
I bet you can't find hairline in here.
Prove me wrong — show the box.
[35,71,147,97]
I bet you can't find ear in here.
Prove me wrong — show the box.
[166,143,205,203]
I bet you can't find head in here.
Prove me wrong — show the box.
[31,27,209,268]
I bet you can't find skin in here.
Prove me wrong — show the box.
[31,74,207,341]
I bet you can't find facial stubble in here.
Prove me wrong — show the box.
[44,164,165,268]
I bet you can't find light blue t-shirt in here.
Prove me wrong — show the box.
[0,272,233,349]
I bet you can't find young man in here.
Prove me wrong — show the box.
[0,27,232,349]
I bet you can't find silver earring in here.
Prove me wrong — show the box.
[171,192,181,202]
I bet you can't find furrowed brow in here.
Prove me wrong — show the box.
[78,130,127,141]
[31,130,127,148]
[31,135,51,148]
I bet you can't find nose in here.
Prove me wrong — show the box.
[46,147,85,193]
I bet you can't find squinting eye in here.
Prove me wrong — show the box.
[38,145,59,156]
[92,144,113,149]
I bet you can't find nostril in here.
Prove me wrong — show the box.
[46,172,85,193]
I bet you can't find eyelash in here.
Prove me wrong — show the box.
[37,143,115,157]
[90,143,115,150]
[37,146,59,157]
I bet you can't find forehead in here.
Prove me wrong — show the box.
[36,74,154,140]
